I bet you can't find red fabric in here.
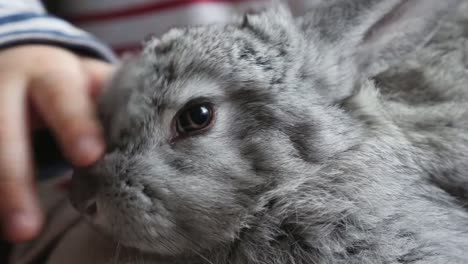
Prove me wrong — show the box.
[113,43,143,56]
[68,0,260,23]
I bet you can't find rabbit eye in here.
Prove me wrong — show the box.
[175,103,214,135]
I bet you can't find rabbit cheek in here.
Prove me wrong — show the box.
[96,191,184,254]
[89,188,176,253]
[70,155,183,254]
[78,153,248,255]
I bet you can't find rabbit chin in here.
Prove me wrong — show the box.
[85,199,194,256]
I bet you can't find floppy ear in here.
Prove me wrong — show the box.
[306,0,461,77]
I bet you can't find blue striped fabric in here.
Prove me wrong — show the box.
[0,12,48,24]
[0,2,117,62]
[0,12,77,25]
[0,29,105,42]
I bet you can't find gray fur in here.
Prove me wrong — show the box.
[70,1,468,263]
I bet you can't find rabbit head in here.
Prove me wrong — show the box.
[70,0,460,258]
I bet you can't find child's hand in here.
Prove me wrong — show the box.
[0,45,114,242]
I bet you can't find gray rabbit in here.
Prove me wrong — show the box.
[70,0,468,263]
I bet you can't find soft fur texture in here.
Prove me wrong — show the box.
[70,0,468,263]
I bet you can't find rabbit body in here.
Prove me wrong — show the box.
[70,1,468,263]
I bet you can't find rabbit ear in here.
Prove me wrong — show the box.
[356,0,461,76]
[309,0,461,77]
[240,3,297,45]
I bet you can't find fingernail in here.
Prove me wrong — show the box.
[75,136,105,166]
[3,210,41,242]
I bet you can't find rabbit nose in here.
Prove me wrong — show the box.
[70,169,100,217]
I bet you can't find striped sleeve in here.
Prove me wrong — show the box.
[0,0,117,62]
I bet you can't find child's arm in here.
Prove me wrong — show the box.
[0,0,116,243]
